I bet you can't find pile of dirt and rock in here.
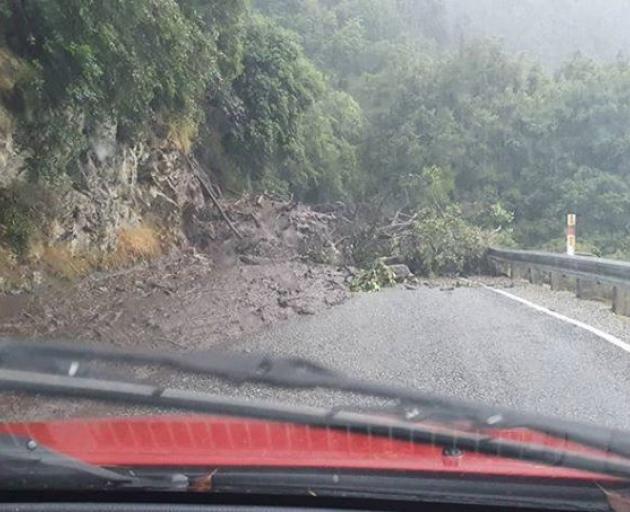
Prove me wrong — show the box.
[0,193,359,350]
[1,149,424,355]
[0,250,350,348]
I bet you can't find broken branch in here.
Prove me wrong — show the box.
[184,154,243,239]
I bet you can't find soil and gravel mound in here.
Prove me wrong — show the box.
[0,194,354,351]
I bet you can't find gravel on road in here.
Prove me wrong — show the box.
[486,278,630,346]
[199,282,630,431]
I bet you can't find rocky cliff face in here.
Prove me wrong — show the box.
[0,116,207,281]
[53,125,206,254]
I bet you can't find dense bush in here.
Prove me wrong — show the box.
[402,207,487,276]
[222,15,323,185]
[3,0,220,181]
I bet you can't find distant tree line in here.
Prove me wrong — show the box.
[1,0,629,259]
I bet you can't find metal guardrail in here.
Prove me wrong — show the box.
[487,248,630,283]
[486,248,630,317]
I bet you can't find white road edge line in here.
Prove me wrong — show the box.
[475,281,630,354]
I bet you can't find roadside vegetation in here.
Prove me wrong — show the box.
[1,0,630,286]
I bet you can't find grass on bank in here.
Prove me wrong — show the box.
[0,225,164,291]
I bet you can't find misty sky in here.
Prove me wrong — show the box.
[444,0,630,66]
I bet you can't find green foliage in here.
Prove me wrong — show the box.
[358,39,630,258]
[281,90,364,201]
[0,200,30,256]
[13,0,217,122]
[6,0,223,180]
[224,15,324,182]
[0,182,60,257]
[397,166,455,210]
[177,0,247,83]
[254,0,445,84]
[403,207,487,276]
[468,201,515,232]
[607,239,630,262]
[350,260,397,292]
[216,14,363,201]
[0,185,38,256]
[348,224,398,269]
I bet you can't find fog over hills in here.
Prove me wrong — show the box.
[444,0,630,66]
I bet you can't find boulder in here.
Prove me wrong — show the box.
[388,264,412,281]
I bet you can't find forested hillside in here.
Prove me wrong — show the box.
[1,0,629,279]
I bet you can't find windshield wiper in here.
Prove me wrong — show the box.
[0,432,167,490]
[1,338,630,480]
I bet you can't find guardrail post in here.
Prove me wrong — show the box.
[487,257,509,277]
[490,259,499,276]
[529,268,545,285]
[550,272,576,292]
[511,263,527,280]
[613,286,630,317]
[500,260,510,277]
[576,279,614,302]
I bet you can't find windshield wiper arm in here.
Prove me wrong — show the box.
[0,432,145,489]
[1,338,630,472]
[0,338,343,386]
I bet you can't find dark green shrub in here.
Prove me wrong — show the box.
[402,206,487,275]
[0,189,32,256]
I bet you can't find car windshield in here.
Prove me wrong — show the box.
[1,0,630,505]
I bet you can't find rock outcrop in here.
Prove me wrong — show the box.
[0,119,206,256]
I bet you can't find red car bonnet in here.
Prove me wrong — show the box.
[0,415,621,482]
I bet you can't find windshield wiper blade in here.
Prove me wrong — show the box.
[1,338,630,473]
[0,338,343,386]
[2,366,630,481]
[0,430,186,490]
[0,432,142,489]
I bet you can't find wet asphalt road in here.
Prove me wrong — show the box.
[210,285,630,431]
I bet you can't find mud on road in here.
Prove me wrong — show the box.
[0,252,350,351]
[0,195,356,419]
[0,253,353,420]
